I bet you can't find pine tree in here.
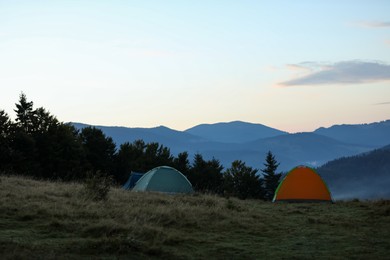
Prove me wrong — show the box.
[224,160,263,199]
[189,154,224,194]
[173,152,190,176]
[14,92,35,133]
[0,110,13,172]
[261,151,282,201]
[79,126,116,174]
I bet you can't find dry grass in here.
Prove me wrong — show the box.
[0,175,389,259]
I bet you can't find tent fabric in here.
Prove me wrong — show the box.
[122,172,144,190]
[132,166,194,194]
[273,165,333,202]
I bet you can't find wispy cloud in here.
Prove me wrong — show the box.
[358,21,390,28]
[374,102,390,105]
[280,60,390,86]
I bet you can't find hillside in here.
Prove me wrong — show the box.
[1,176,389,259]
[318,145,390,200]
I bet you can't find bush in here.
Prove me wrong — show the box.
[83,171,113,201]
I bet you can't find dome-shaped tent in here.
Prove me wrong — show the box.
[122,172,144,190]
[273,166,333,202]
[132,166,194,194]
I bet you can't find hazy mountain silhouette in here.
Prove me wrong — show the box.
[240,132,371,170]
[314,120,390,147]
[317,144,390,200]
[71,123,207,153]
[70,119,389,172]
[185,121,287,143]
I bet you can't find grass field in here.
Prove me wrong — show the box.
[1,175,389,259]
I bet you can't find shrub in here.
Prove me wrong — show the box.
[83,171,113,201]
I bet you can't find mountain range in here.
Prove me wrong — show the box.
[71,119,390,172]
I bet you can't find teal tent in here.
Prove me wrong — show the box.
[132,166,194,194]
[122,172,144,190]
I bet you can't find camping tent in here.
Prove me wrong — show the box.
[132,166,194,194]
[122,172,144,190]
[273,165,333,202]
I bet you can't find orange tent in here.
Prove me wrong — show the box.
[273,165,333,202]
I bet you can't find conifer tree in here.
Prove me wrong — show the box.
[79,126,116,174]
[224,160,263,199]
[0,110,13,172]
[14,92,35,133]
[173,152,190,176]
[261,151,282,201]
[189,154,224,193]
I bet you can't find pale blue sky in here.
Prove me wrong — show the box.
[1,1,389,132]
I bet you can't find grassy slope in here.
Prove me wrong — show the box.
[0,176,389,259]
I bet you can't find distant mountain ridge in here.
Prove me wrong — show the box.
[71,123,207,154]
[314,120,390,146]
[242,132,370,168]
[70,119,390,172]
[185,121,287,143]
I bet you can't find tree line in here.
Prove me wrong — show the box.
[0,93,282,200]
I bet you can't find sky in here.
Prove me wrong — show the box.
[1,0,390,133]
